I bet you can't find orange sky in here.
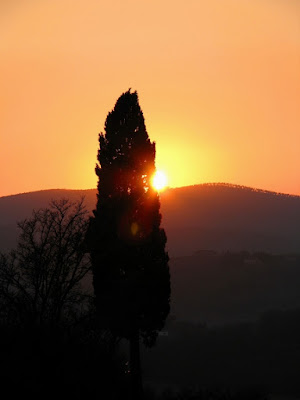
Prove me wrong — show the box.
[1,0,299,197]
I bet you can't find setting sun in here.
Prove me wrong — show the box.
[152,170,168,191]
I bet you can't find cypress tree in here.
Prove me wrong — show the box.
[87,89,170,399]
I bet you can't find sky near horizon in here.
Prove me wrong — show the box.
[1,0,299,197]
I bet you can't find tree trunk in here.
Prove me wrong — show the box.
[129,330,143,400]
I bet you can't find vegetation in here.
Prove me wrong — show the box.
[0,194,300,398]
[0,199,130,399]
[1,92,300,398]
[142,307,300,398]
[0,198,92,328]
[1,183,300,256]
[0,197,300,397]
[86,89,170,398]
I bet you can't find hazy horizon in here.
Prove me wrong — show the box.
[2,181,300,200]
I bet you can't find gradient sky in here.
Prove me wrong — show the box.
[1,0,299,197]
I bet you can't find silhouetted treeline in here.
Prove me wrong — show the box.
[142,306,300,398]
[1,196,300,398]
[0,199,132,399]
[171,251,300,324]
[0,319,131,399]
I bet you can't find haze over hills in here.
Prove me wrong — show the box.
[0,183,299,256]
[1,183,300,325]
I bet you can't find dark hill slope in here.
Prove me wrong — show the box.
[160,184,300,255]
[0,183,299,255]
[1,184,300,324]
[170,251,300,324]
[0,189,97,252]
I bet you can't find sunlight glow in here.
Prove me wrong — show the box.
[152,170,168,191]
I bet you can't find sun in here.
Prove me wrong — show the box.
[151,170,168,191]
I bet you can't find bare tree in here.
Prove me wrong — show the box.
[0,198,92,328]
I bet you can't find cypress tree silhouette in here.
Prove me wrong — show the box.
[87,89,170,399]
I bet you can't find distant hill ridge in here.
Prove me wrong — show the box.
[180,182,300,198]
[2,182,299,199]
[1,183,300,256]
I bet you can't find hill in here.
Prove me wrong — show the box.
[160,183,300,256]
[1,183,300,325]
[2,184,300,397]
[0,183,300,256]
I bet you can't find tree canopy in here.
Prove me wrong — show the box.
[0,198,91,328]
[87,89,170,348]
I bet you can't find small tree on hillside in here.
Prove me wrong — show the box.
[0,199,92,328]
[86,89,170,399]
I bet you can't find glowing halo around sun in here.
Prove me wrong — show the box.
[151,170,168,191]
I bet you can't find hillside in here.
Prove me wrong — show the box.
[171,250,300,324]
[1,184,300,325]
[160,183,300,256]
[1,183,299,256]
